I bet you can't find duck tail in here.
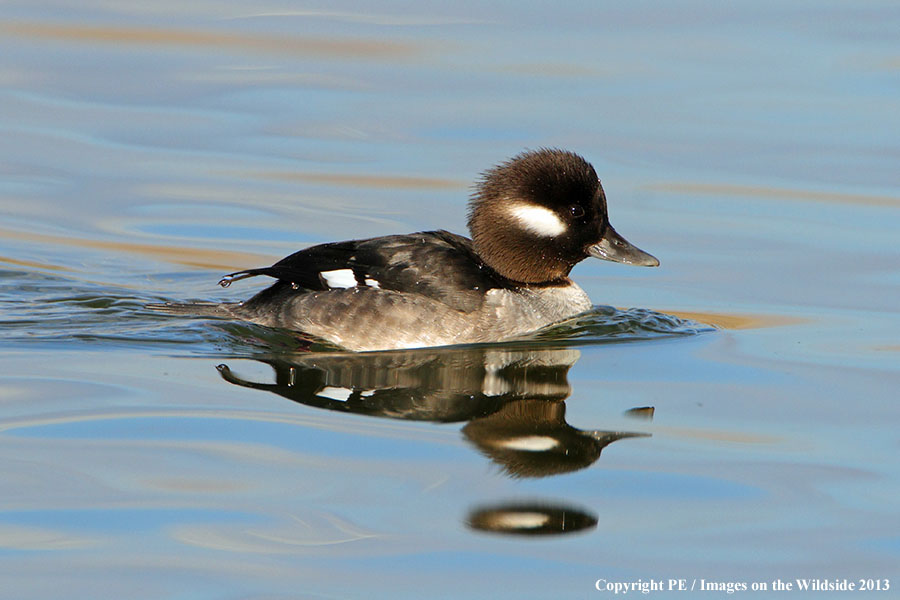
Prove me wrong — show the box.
[145,301,236,318]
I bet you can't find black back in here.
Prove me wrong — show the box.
[222,230,508,313]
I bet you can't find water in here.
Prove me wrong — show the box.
[2,1,899,598]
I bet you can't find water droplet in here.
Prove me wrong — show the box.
[218,276,233,288]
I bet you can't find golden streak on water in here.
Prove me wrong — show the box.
[226,9,483,27]
[658,426,781,445]
[500,63,606,77]
[251,170,463,190]
[0,227,274,271]
[2,22,413,59]
[0,254,72,272]
[648,182,900,207]
[666,310,807,330]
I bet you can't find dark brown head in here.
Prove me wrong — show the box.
[467,148,658,283]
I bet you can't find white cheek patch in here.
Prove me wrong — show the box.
[364,278,380,289]
[320,268,357,288]
[494,512,551,529]
[496,435,560,452]
[509,204,566,237]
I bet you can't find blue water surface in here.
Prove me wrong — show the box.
[1,1,898,599]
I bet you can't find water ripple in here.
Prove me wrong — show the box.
[528,305,712,345]
[2,267,711,356]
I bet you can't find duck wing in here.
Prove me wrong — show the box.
[220,230,505,313]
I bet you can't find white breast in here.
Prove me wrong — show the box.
[480,282,592,339]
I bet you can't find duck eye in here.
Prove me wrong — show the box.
[569,204,585,218]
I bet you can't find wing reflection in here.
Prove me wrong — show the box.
[217,345,649,478]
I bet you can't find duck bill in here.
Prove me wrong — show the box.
[586,225,659,267]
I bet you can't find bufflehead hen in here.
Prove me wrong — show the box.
[151,149,658,351]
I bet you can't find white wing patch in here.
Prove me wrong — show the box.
[320,269,383,289]
[320,269,357,288]
[319,386,353,402]
[509,204,566,237]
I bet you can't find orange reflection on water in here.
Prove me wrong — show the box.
[659,426,781,445]
[3,22,413,59]
[666,310,807,330]
[0,254,72,272]
[0,227,273,271]
[648,182,900,208]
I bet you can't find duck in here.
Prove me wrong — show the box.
[149,148,658,351]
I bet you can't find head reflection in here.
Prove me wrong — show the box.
[463,399,646,478]
[217,344,648,478]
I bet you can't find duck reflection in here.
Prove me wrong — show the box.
[467,501,598,536]
[216,345,649,478]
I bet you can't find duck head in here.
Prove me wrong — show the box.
[468,148,658,283]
